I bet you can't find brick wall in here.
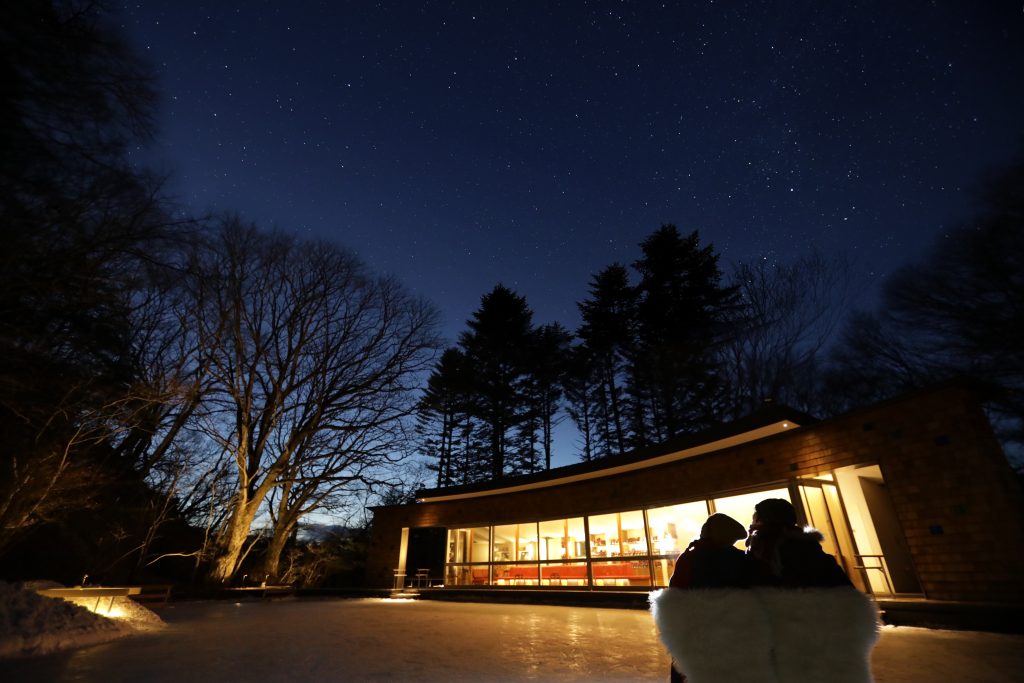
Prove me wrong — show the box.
[869,389,1024,602]
[366,384,1024,602]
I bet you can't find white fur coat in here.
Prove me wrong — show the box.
[650,587,879,683]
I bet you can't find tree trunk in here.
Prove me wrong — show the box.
[207,496,261,584]
[259,523,295,582]
[604,361,626,456]
[490,420,503,479]
[260,482,299,582]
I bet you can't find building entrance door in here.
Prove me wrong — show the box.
[833,465,922,595]
[405,526,447,587]
[798,466,926,596]
[796,478,866,591]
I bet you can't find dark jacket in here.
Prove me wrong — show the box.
[668,539,759,683]
[747,527,852,588]
[670,538,757,589]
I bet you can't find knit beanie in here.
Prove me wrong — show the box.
[700,513,748,546]
[754,498,798,528]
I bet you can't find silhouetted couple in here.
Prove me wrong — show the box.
[651,498,879,683]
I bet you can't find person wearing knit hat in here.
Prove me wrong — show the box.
[662,513,758,682]
[667,512,754,592]
[699,512,749,547]
[746,498,851,587]
[652,504,878,683]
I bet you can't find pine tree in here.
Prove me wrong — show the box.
[631,226,740,441]
[458,285,536,479]
[526,323,572,471]
[564,344,599,462]
[576,264,636,457]
[417,348,471,488]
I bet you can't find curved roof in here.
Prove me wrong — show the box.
[415,402,817,504]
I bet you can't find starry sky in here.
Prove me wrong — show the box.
[120,1,1024,346]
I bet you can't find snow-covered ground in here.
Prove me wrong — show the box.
[0,582,164,660]
[1,597,1021,682]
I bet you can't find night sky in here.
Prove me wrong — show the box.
[120,1,1024,346]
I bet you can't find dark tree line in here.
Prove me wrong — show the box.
[571,227,743,459]
[419,226,746,484]
[416,287,572,485]
[1,2,440,587]
[1,0,168,557]
[419,168,1024,482]
[822,160,1024,464]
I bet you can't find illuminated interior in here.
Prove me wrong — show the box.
[443,487,792,588]
[435,466,920,596]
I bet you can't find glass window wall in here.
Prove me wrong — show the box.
[712,488,791,547]
[538,517,587,585]
[646,500,710,584]
[445,526,491,586]
[537,517,586,561]
[441,486,795,588]
[492,523,538,562]
[588,509,647,558]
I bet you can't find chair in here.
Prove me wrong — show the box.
[414,568,430,587]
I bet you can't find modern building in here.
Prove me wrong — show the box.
[367,382,1024,604]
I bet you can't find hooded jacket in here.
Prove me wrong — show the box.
[670,538,758,590]
[748,527,853,588]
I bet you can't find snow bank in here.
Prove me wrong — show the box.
[0,581,164,659]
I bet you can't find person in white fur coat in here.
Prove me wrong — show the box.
[651,499,880,683]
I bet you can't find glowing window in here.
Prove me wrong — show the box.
[712,488,791,547]
[492,522,538,562]
[537,517,586,561]
[587,509,647,558]
[646,500,710,558]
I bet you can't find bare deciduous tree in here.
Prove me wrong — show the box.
[191,218,438,584]
[825,159,1024,460]
[722,250,854,418]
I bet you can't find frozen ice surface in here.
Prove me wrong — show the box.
[1,598,1022,682]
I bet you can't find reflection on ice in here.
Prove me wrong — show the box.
[1,599,1018,683]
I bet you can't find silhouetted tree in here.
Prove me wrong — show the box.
[563,344,600,461]
[0,0,174,553]
[524,323,573,471]
[417,348,473,487]
[822,311,926,411]
[825,159,1024,460]
[631,226,740,443]
[575,264,636,457]
[721,251,853,418]
[458,285,535,479]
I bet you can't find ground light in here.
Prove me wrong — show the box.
[35,586,163,629]
[62,595,147,623]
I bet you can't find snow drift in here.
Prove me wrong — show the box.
[0,581,164,659]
